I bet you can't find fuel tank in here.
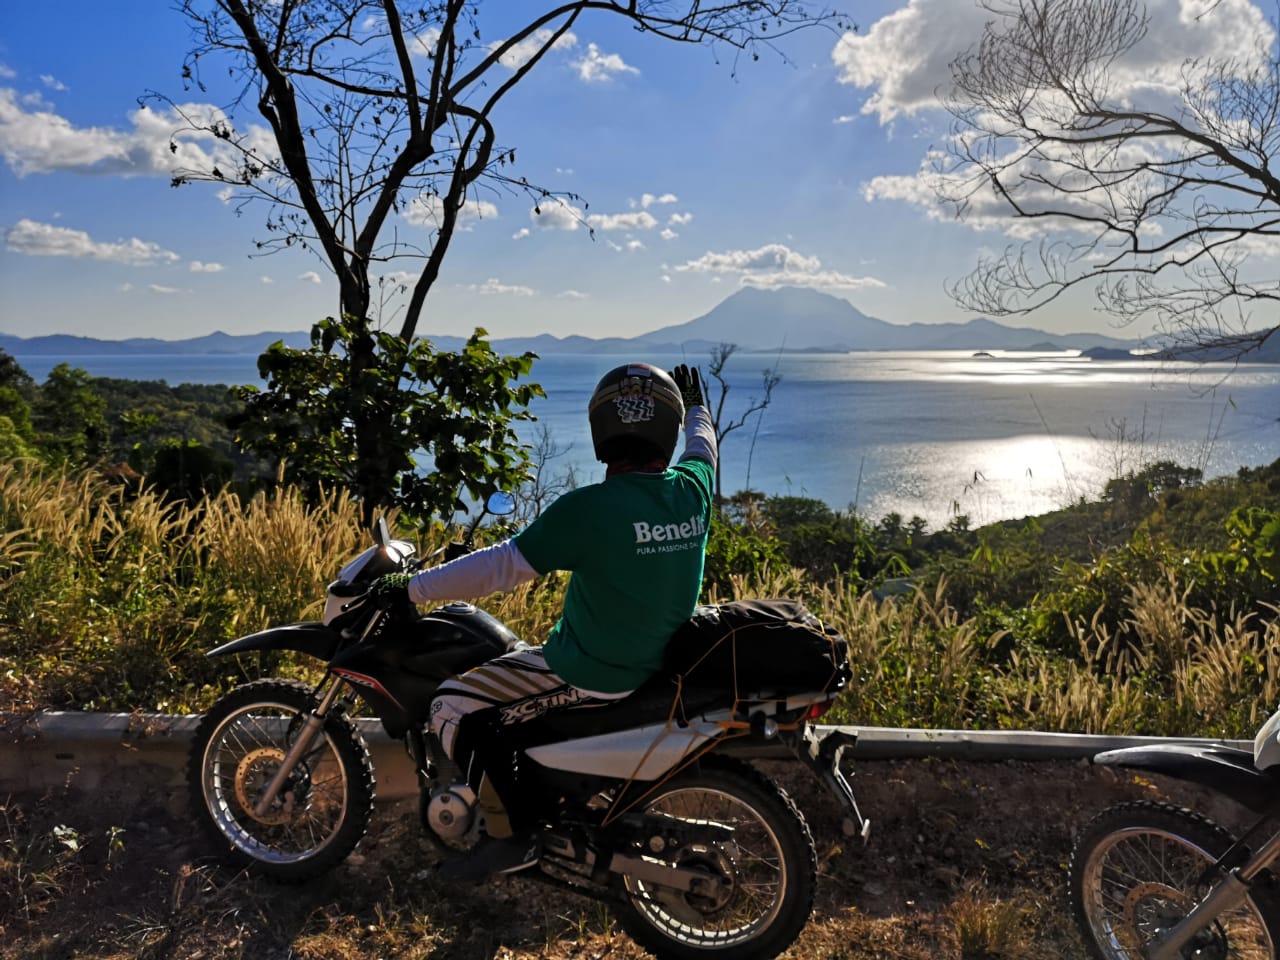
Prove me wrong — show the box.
[330,602,526,738]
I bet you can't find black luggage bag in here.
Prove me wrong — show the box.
[663,599,849,699]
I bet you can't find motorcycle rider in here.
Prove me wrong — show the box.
[373,362,716,881]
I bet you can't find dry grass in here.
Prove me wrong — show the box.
[947,882,1031,959]
[2,458,1277,736]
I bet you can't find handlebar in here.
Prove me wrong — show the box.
[389,489,515,569]
[444,541,472,562]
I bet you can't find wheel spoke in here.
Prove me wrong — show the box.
[626,783,787,948]
[1073,807,1276,960]
[202,700,349,861]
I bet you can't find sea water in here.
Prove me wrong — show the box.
[13,349,1280,528]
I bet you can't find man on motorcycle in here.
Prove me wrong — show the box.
[373,362,716,881]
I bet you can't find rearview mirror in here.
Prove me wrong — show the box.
[374,516,391,547]
[486,491,517,517]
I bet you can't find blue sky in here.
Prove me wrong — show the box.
[1,0,1274,342]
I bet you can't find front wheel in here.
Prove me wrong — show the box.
[1069,800,1280,959]
[188,679,375,882]
[613,757,817,960]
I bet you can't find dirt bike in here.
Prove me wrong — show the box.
[188,499,867,960]
[1069,710,1280,959]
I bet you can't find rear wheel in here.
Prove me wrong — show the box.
[613,758,816,960]
[1069,801,1280,959]
[188,679,375,882]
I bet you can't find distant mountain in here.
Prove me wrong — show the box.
[630,286,892,352]
[0,286,1154,358]
[524,287,1144,353]
[1156,328,1280,363]
[0,330,314,356]
[673,287,1145,351]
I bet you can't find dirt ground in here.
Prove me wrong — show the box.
[0,755,1238,960]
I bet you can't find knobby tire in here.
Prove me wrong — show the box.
[188,678,375,882]
[1069,800,1280,960]
[613,756,817,960]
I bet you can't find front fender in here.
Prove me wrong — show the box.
[207,622,341,663]
[1094,743,1280,814]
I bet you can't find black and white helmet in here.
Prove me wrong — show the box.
[588,363,685,464]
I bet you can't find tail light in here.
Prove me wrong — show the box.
[804,700,835,721]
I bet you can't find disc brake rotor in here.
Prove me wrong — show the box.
[234,746,305,826]
[1122,882,1227,960]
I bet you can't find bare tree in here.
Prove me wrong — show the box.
[706,342,781,501]
[146,1,844,517]
[153,1,843,344]
[939,0,1280,359]
[515,422,579,523]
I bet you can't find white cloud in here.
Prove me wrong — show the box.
[679,243,823,275]
[0,65,15,80]
[660,228,677,240]
[831,1,980,122]
[189,260,224,273]
[118,282,133,293]
[512,227,531,240]
[377,270,419,289]
[834,0,1276,124]
[864,139,1182,242]
[556,289,589,300]
[39,74,67,92]
[404,195,499,229]
[148,283,184,295]
[5,218,180,265]
[634,192,677,209]
[555,166,574,175]
[587,210,657,231]
[845,0,1280,249]
[0,89,154,175]
[572,43,639,83]
[411,28,443,58]
[626,239,646,252]
[489,28,578,70]
[299,271,322,284]
[668,212,693,226]
[260,276,274,284]
[833,115,856,124]
[676,242,885,291]
[661,274,672,284]
[467,277,536,296]
[0,90,267,179]
[530,197,584,230]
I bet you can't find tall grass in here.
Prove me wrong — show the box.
[2,460,1277,739]
[0,462,369,710]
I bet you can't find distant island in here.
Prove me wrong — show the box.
[3,285,1277,361]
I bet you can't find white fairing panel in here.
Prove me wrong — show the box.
[324,541,417,625]
[1254,706,1280,770]
[337,545,381,584]
[336,541,416,583]
[527,719,726,780]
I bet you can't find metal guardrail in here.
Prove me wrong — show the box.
[0,710,1252,801]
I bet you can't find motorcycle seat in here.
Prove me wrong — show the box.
[534,673,729,740]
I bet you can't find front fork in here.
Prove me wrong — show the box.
[1148,821,1280,960]
[797,727,872,845]
[252,607,388,817]
[252,676,349,818]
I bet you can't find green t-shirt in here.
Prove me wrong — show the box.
[513,457,715,693]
